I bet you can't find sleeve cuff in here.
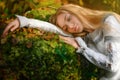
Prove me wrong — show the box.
[16,15,29,28]
[76,47,85,54]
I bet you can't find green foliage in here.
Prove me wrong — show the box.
[1,28,81,80]
[0,0,61,20]
[31,0,61,8]
[25,7,56,21]
[1,0,120,20]
[0,28,106,80]
[82,0,120,14]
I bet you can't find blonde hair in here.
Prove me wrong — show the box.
[49,4,120,37]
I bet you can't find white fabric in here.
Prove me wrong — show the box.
[75,15,120,80]
[16,15,72,37]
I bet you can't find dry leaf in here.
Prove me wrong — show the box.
[26,41,32,48]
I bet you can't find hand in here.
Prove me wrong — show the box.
[59,35,80,49]
[1,18,20,38]
[75,37,87,48]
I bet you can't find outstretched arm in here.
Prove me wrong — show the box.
[2,15,72,38]
[16,15,72,36]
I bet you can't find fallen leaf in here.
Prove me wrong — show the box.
[26,41,32,48]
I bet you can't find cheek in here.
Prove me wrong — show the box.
[76,24,83,33]
[77,21,83,32]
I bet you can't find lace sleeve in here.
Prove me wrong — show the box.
[75,37,120,72]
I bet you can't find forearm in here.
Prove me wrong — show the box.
[16,15,72,37]
[81,48,112,70]
[16,15,54,30]
[75,37,120,72]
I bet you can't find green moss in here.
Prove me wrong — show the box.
[1,28,81,80]
[1,27,106,80]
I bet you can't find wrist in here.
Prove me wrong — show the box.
[76,47,85,54]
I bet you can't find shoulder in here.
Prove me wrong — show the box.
[104,14,118,23]
[103,14,120,34]
[103,12,120,25]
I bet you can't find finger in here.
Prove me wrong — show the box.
[2,22,14,37]
[59,36,68,41]
[1,32,8,38]
[10,25,18,32]
[3,22,14,33]
[62,39,71,44]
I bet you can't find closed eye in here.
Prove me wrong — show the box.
[67,15,71,22]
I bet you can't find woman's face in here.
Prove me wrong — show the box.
[56,12,83,34]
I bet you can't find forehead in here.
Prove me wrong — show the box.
[56,13,66,28]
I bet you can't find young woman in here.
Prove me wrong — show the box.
[2,4,120,80]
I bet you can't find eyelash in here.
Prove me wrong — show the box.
[67,15,71,22]
[62,15,71,31]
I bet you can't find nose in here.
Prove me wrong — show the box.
[66,22,74,29]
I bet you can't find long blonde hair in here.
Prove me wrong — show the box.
[49,4,120,37]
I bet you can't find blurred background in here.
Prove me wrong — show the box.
[0,0,120,20]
